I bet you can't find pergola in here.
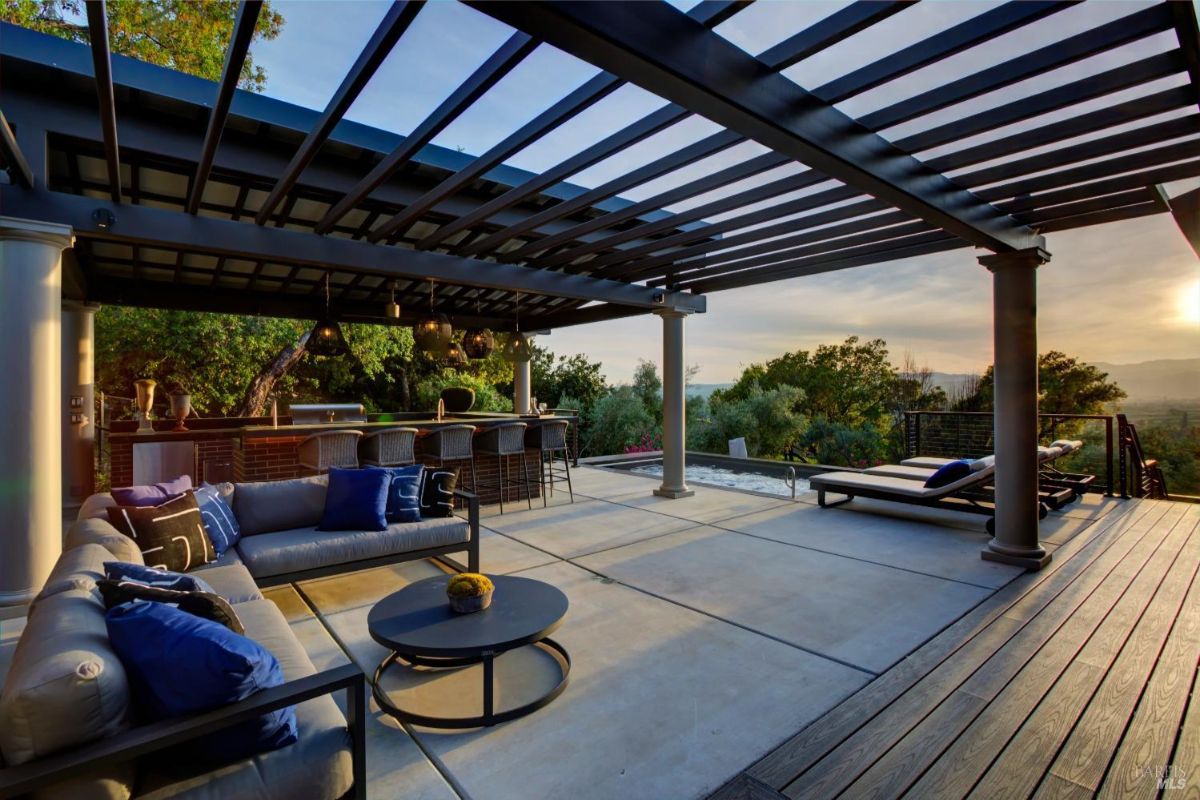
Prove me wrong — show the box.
[1,0,1198,604]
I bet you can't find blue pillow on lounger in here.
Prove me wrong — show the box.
[924,459,972,489]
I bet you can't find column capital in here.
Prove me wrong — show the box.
[978,246,1051,272]
[655,308,692,320]
[0,216,73,249]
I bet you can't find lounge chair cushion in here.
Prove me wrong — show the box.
[864,464,936,481]
[925,460,972,488]
[1051,439,1083,454]
[970,455,995,472]
[900,456,957,469]
[65,517,145,564]
[812,466,991,498]
[234,517,469,579]
[234,475,328,536]
[135,600,353,800]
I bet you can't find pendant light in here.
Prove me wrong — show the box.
[384,280,401,320]
[442,339,468,369]
[308,273,349,357]
[413,281,452,355]
[500,292,533,363]
[462,295,495,359]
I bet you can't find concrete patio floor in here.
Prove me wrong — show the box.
[265,466,1121,800]
[0,467,1124,800]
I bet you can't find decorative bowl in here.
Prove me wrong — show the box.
[449,590,493,614]
[446,573,495,614]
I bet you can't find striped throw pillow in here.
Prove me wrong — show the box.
[105,491,216,572]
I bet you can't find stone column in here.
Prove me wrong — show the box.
[62,301,99,509]
[654,309,693,498]
[0,217,74,605]
[979,247,1051,571]
[513,358,531,414]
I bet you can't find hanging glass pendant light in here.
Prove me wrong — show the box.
[462,295,494,359]
[500,292,533,363]
[413,281,452,355]
[384,280,401,321]
[442,339,468,369]
[308,273,350,357]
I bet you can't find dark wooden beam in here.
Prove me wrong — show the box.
[186,0,262,214]
[1164,185,1200,259]
[0,109,33,188]
[1169,0,1200,111]
[313,31,538,234]
[85,0,121,202]
[468,1,1042,254]
[2,186,706,312]
[254,1,423,225]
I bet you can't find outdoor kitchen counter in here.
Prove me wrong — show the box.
[238,412,567,438]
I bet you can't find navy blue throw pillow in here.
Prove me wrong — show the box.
[103,561,215,594]
[106,602,298,764]
[924,459,973,489]
[383,464,424,523]
[319,467,390,531]
[195,483,241,555]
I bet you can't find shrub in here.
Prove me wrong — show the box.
[587,387,655,456]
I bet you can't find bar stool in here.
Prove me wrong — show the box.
[422,424,477,492]
[359,427,419,467]
[527,419,574,506]
[298,430,363,474]
[475,422,532,514]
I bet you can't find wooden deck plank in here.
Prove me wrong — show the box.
[779,503,1175,799]
[1038,507,1200,795]
[1161,664,1199,799]
[1098,530,1200,799]
[842,506,1186,800]
[964,511,1199,799]
[748,500,1155,789]
[1037,773,1096,800]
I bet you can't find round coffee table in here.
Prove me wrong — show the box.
[367,574,570,728]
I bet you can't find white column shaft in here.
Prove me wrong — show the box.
[0,217,74,605]
[654,310,693,498]
[981,247,1050,570]
[513,359,531,414]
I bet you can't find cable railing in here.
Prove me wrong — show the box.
[904,411,1117,496]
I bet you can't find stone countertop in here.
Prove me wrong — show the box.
[241,413,575,438]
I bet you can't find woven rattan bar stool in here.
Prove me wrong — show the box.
[298,430,363,473]
[475,422,532,514]
[526,419,574,506]
[359,427,419,467]
[421,424,477,493]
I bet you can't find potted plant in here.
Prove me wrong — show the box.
[446,573,494,614]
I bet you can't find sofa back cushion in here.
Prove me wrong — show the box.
[65,517,145,564]
[32,543,112,607]
[234,474,328,536]
[0,589,135,768]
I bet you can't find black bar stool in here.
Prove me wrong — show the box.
[475,422,532,514]
[527,419,574,506]
[421,424,477,493]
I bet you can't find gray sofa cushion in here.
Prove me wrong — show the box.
[65,517,145,564]
[191,564,263,605]
[79,491,117,521]
[234,475,328,536]
[0,588,136,797]
[32,543,111,606]
[136,600,352,800]
[236,517,469,578]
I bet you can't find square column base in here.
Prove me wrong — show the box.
[654,488,695,499]
[982,548,1052,571]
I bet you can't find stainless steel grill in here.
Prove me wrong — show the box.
[289,403,367,425]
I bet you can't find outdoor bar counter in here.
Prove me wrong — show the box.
[107,412,578,506]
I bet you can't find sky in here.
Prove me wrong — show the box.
[247,0,1200,383]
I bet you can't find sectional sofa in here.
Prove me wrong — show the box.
[0,474,480,799]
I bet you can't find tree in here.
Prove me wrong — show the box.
[4,0,284,90]
[955,351,1126,437]
[632,359,663,423]
[691,381,805,458]
[587,387,655,456]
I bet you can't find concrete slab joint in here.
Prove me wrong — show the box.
[978,246,1052,572]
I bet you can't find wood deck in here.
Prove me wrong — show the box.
[713,498,1200,800]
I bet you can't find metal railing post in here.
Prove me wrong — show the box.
[1104,416,1114,497]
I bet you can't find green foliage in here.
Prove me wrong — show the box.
[632,359,663,423]
[796,419,889,468]
[414,371,510,414]
[530,347,609,414]
[691,381,805,459]
[587,386,655,456]
[1138,423,1200,495]
[3,0,284,91]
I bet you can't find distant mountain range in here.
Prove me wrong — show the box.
[690,358,1200,403]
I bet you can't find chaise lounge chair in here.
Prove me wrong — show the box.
[810,455,999,519]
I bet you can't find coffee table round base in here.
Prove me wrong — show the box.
[371,638,571,729]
